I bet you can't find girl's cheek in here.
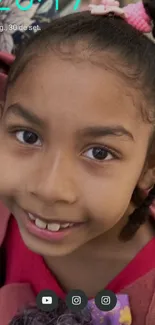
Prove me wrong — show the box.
[82,184,131,226]
[0,151,26,193]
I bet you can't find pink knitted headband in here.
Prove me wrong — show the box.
[89,0,152,33]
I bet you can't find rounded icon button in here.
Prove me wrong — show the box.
[65,289,88,311]
[36,289,58,312]
[95,289,117,312]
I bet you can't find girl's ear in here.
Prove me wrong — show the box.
[137,141,155,191]
[138,168,155,192]
[132,167,155,207]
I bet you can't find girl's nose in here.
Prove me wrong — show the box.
[28,154,78,205]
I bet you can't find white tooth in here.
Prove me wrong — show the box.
[61,223,70,228]
[69,223,74,227]
[35,218,47,229]
[47,223,61,232]
[28,213,36,221]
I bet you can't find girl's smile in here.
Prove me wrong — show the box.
[25,210,87,242]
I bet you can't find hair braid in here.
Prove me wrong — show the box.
[120,184,155,241]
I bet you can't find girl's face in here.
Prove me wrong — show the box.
[0,56,152,256]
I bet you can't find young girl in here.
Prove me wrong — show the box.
[1,0,155,324]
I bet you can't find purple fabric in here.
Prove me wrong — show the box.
[88,295,132,325]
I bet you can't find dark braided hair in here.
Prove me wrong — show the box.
[120,185,155,241]
[5,0,155,241]
[9,299,93,325]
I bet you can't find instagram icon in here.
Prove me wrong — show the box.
[101,296,111,305]
[66,290,87,311]
[95,290,117,312]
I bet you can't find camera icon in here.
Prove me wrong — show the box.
[101,296,111,305]
[72,296,82,305]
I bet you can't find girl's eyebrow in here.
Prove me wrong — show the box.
[77,126,135,141]
[4,103,134,141]
[4,103,46,128]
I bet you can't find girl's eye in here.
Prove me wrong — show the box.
[83,147,114,161]
[16,130,42,146]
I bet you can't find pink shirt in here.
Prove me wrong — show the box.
[4,215,155,297]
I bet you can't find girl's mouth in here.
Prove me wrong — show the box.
[28,212,75,231]
[23,212,85,242]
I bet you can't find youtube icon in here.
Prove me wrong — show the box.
[42,296,52,304]
[36,290,58,311]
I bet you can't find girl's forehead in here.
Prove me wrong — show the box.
[9,54,125,93]
[6,57,145,133]
[8,57,135,107]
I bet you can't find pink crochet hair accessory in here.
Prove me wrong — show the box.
[124,1,152,32]
[89,0,152,33]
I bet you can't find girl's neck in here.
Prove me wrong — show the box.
[44,213,154,296]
